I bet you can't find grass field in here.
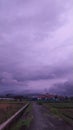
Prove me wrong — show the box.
[10,104,33,130]
[0,100,26,124]
[42,102,73,125]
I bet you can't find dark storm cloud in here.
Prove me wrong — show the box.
[0,0,73,95]
[0,65,72,83]
[49,81,73,96]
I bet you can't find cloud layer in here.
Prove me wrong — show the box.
[0,0,73,95]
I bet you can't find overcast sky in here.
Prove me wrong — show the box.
[0,0,73,95]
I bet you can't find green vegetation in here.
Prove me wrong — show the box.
[0,99,27,104]
[49,102,73,108]
[50,107,60,115]
[42,102,73,126]
[10,118,32,130]
[37,100,43,105]
[10,104,33,130]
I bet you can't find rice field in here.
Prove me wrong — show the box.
[42,102,73,125]
[0,100,26,124]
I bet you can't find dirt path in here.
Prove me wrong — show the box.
[29,102,73,130]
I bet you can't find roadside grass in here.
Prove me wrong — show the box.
[37,100,43,105]
[50,107,60,115]
[10,104,33,130]
[10,118,32,130]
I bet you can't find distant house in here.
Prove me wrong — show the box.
[37,93,65,102]
[37,94,55,101]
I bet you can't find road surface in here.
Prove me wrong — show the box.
[29,102,73,130]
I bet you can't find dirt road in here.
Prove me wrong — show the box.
[29,102,73,130]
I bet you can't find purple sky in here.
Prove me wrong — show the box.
[0,0,73,95]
